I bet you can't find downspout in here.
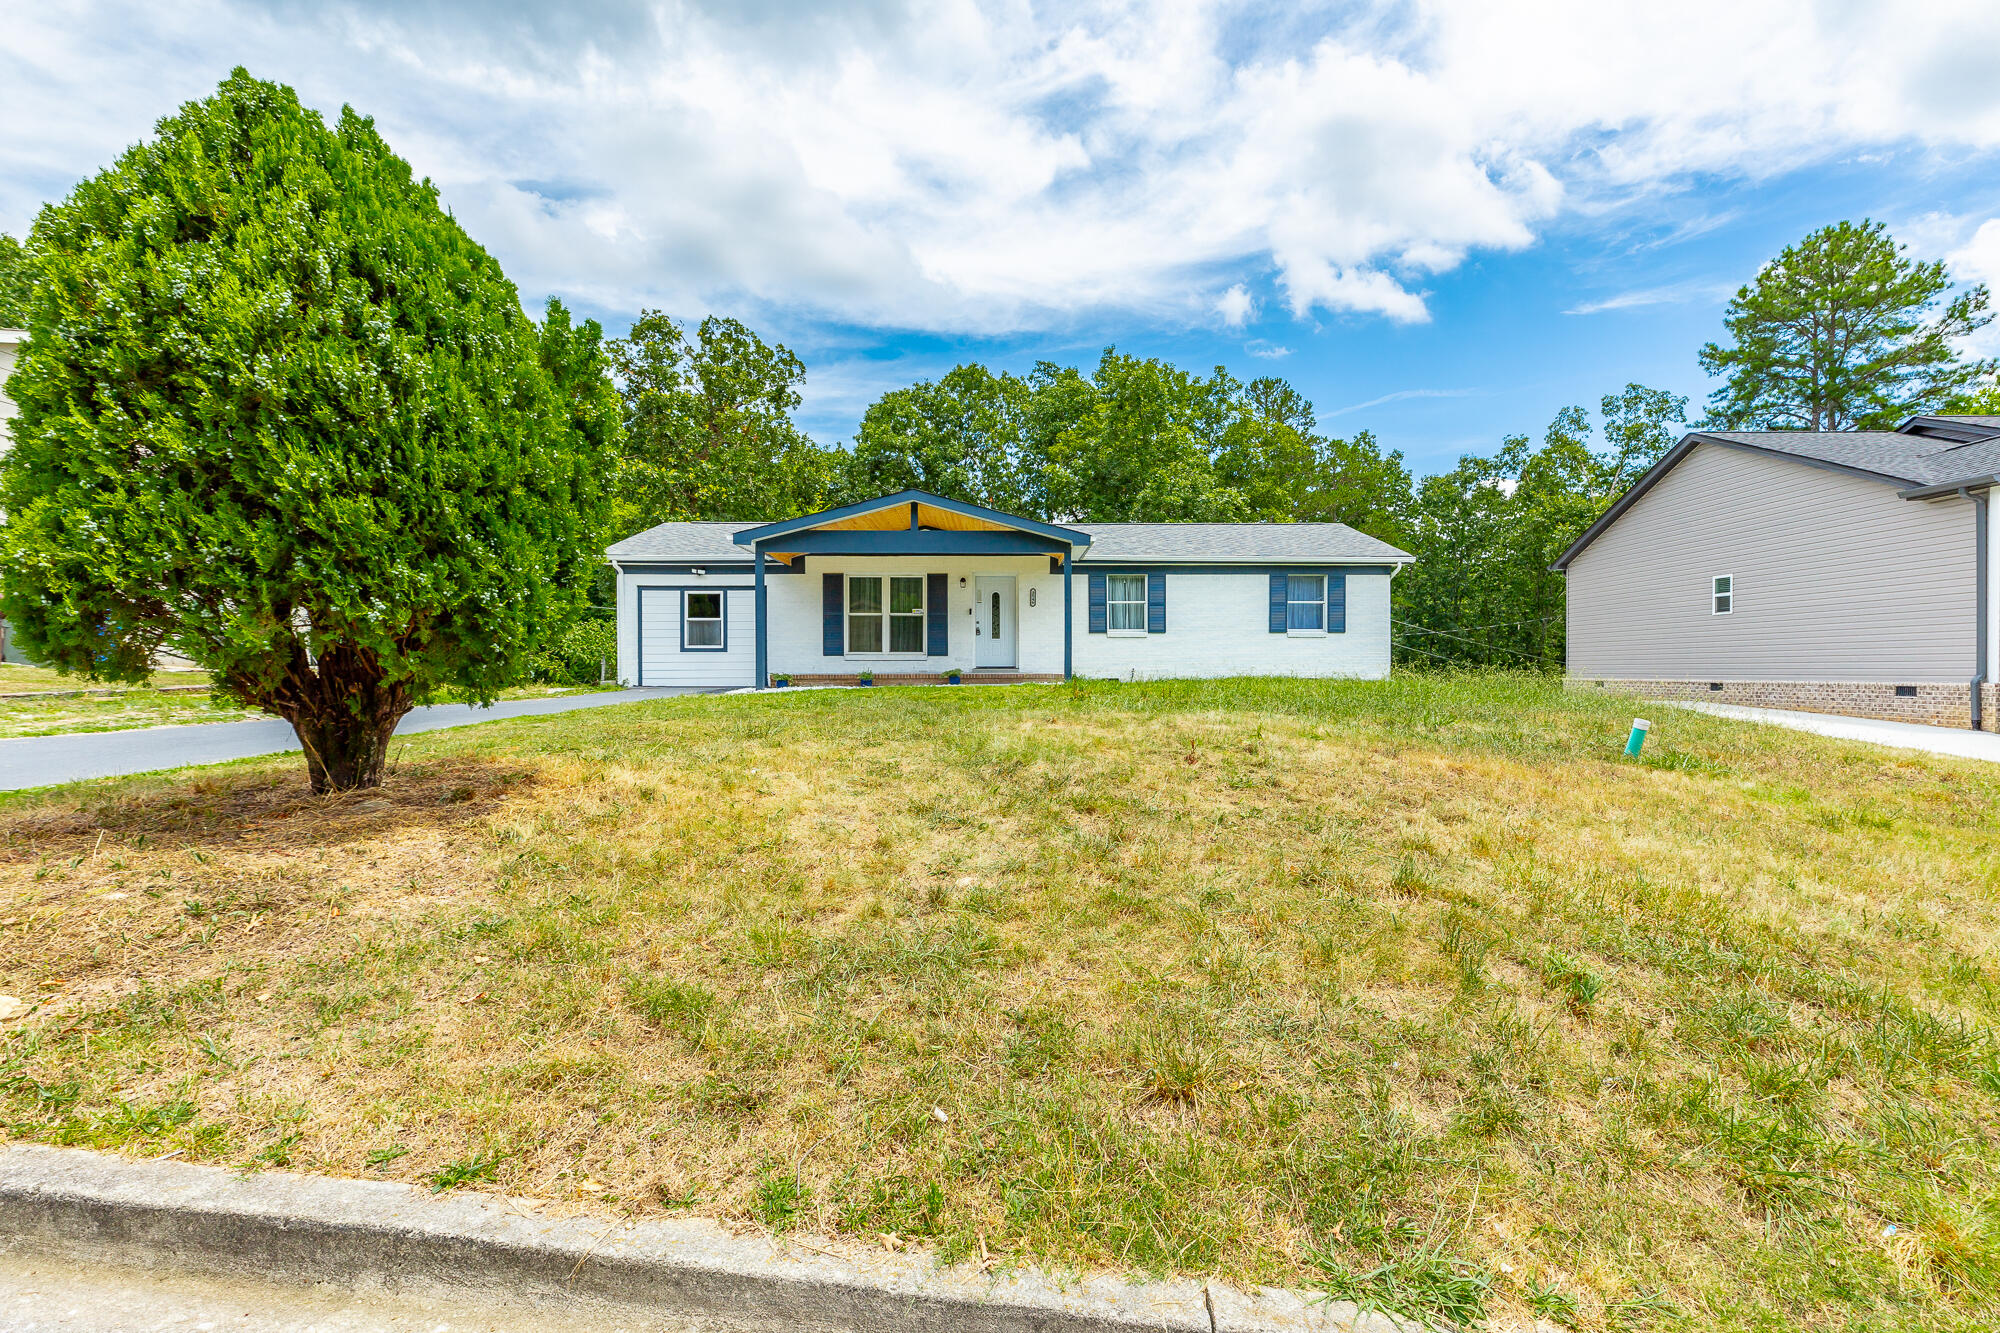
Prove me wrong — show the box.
[1969,487,1989,731]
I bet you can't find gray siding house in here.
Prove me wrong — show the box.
[1554,415,2000,730]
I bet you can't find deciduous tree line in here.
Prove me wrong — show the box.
[2,68,1994,789]
[602,211,1997,670]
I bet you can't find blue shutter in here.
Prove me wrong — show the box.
[1269,572,1287,633]
[926,573,948,655]
[1147,572,1166,634]
[1088,572,1107,634]
[822,573,843,656]
[1327,573,1346,634]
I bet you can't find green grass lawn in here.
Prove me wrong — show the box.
[0,672,618,738]
[2,676,1996,1332]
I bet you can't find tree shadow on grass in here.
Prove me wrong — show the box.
[0,754,549,1007]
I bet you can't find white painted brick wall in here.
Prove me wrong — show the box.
[618,562,1397,685]
[1069,571,1393,680]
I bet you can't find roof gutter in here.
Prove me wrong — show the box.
[1897,474,2000,501]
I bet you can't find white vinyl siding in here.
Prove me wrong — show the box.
[637,586,755,686]
[1565,441,1976,681]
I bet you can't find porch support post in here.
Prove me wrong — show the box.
[754,547,768,688]
[1062,549,1073,680]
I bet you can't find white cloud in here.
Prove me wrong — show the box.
[1215,284,1255,328]
[1324,387,1480,418]
[1891,210,2000,357]
[7,1,2000,334]
[1948,219,2000,357]
[1563,280,1735,316]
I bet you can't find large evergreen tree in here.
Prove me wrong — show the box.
[0,70,618,791]
[0,234,29,326]
[1699,220,1993,430]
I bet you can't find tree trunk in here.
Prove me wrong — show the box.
[268,643,414,794]
[292,708,403,793]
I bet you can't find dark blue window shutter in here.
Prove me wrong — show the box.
[822,573,843,656]
[1269,572,1287,633]
[1088,572,1107,634]
[1147,572,1166,633]
[926,573,948,655]
[1327,573,1346,633]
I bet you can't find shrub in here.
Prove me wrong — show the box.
[531,618,616,686]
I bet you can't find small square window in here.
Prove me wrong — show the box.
[683,590,723,649]
[1712,574,1733,615]
[1895,685,1917,698]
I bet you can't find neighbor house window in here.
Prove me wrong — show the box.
[1106,574,1147,632]
[847,575,925,653]
[1287,574,1325,631]
[1712,574,1733,615]
[683,591,723,649]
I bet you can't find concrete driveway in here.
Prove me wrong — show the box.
[1664,700,2000,763]
[0,688,710,792]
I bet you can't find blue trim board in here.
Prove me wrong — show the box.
[754,551,767,689]
[754,530,1070,556]
[1078,563,1397,575]
[1062,552,1072,679]
[614,562,772,575]
[732,488,1090,547]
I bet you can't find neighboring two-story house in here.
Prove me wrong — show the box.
[1555,415,2000,730]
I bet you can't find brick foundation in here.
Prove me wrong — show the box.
[773,671,1063,688]
[1568,678,1994,730]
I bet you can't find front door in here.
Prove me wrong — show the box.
[973,576,1016,668]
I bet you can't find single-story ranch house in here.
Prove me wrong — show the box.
[607,490,1414,688]
[1555,414,2000,730]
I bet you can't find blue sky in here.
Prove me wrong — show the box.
[9,1,2000,477]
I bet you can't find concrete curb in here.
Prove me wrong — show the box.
[0,1144,1412,1332]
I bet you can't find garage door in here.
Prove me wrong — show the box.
[638,587,757,687]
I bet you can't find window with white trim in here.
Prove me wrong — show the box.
[1106,574,1146,632]
[847,575,926,653]
[683,591,723,648]
[1712,574,1733,615]
[1287,574,1325,631]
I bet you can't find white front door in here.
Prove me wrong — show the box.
[973,576,1016,668]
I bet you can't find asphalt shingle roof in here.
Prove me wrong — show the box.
[1071,522,1409,563]
[605,518,1412,564]
[605,521,763,563]
[1702,417,2000,488]
[1708,433,2000,485]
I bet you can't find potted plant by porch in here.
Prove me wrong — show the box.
[770,672,791,688]
[856,670,875,687]
[943,668,963,685]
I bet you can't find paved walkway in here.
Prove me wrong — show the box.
[1664,700,2000,763]
[0,689,707,792]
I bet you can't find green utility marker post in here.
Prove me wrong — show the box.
[1624,717,1651,757]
